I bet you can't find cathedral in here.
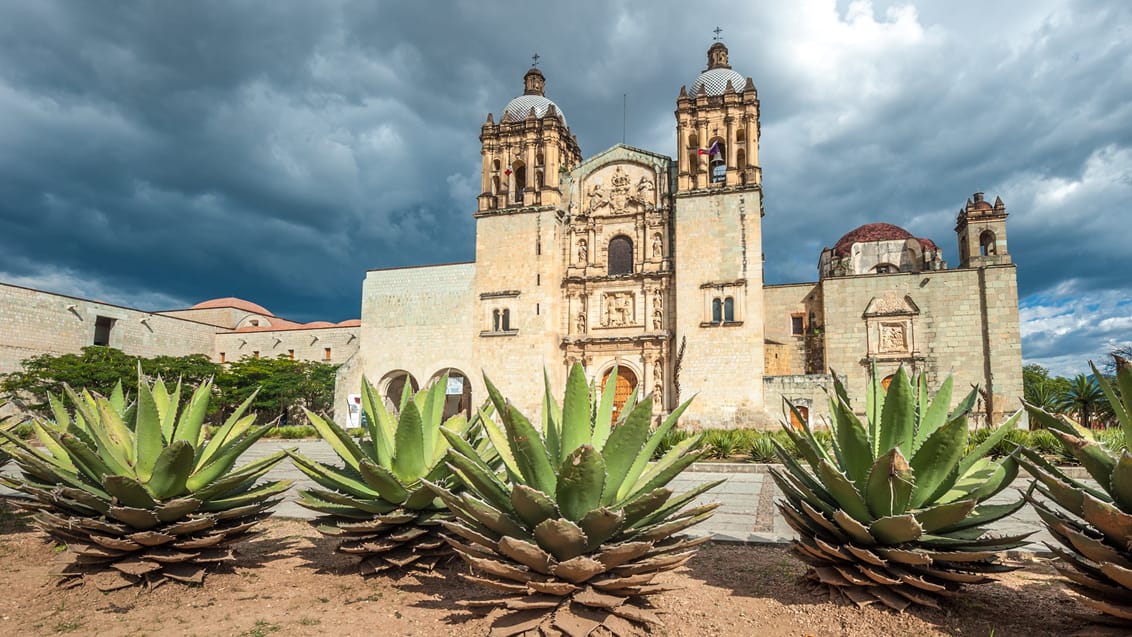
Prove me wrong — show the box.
[337,41,1024,429]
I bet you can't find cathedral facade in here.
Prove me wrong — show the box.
[338,42,1023,429]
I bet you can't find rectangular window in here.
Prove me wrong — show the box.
[536,303,540,316]
[791,315,805,335]
[219,352,226,363]
[288,349,295,360]
[93,316,114,346]
[324,347,332,361]
[536,273,540,286]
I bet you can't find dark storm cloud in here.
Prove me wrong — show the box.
[0,0,1128,373]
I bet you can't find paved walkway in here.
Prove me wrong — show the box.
[243,440,1061,551]
[1,439,1065,551]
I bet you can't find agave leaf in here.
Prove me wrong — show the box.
[623,436,704,502]
[933,498,1028,534]
[459,492,530,540]
[354,457,409,503]
[430,413,464,467]
[1110,451,1132,512]
[878,367,914,458]
[541,369,563,466]
[511,484,559,528]
[631,479,725,530]
[195,451,287,501]
[912,498,977,534]
[1051,428,1116,490]
[145,440,195,500]
[600,399,653,506]
[533,518,590,562]
[909,417,967,508]
[391,400,427,482]
[964,457,1019,503]
[618,398,694,499]
[1091,361,1130,434]
[173,380,213,448]
[109,380,126,414]
[914,376,953,452]
[957,409,1021,477]
[103,475,159,509]
[556,445,606,522]
[620,488,673,528]
[863,447,914,518]
[198,480,292,512]
[592,365,619,451]
[559,364,593,462]
[948,385,979,422]
[1016,445,1108,503]
[420,375,447,461]
[478,405,521,481]
[185,423,274,492]
[816,459,871,524]
[307,409,366,472]
[133,373,165,485]
[48,393,71,430]
[32,422,76,472]
[96,398,136,468]
[831,395,873,490]
[196,388,257,465]
[869,514,923,544]
[445,451,512,513]
[579,507,625,550]
[503,403,557,496]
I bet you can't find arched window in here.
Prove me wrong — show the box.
[536,150,544,166]
[607,236,634,275]
[512,161,526,204]
[724,297,735,322]
[712,298,722,323]
[432,368,472,419]
[492,175,500,195]
[536,170,544,189]
[492,309,501,331]
[492,159,500,171]
[980,230,997,256]
[874,263,898,274]
[501,308,511,331]
[708,137,726,183]
[382,371,420,413]
[736,149,746,169]
[736,128,746,143]
[688,132,699,149]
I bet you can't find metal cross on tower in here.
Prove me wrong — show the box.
[531,53,540,67]
[712,27,723,41]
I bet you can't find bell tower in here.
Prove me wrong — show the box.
[956,192,1011,268]
[477,65,581,213]
[674,41,761,191]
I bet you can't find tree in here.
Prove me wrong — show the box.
[214,355,337,425]
[1023,363,1071,415]
[1056,374,1109,429]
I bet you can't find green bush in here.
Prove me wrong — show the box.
[702,428,760,460]
[749,433,777,463]
[266,425,319,439]
[1097,427,1126,453]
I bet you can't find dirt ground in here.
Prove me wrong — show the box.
[0,510,1101,637]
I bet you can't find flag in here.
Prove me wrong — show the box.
[505,168,512,176]
[708,140,721,160]
[697,148,708,155]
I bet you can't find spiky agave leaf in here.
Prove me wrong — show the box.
[427,363,720,636]
[773,367,1029,611]
[0,373,291,590]
[1020,355,1132,624]
[0,404,25,466]
[288,375,500,575]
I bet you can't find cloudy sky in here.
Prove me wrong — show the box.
[0,0,1128,376]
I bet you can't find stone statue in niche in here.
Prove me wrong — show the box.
[653,379,663,406]
[651,232,663,258]
[880,322,908,353]
[576,312,586,334]
[652,307,663,330]
[603,292,634,327]
[636,175,656,206]
[576,238,587,264]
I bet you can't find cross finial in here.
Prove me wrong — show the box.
[531,53,540,68]
[712,26,723,41]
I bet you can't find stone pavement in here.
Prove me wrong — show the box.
[242,440,1061,551]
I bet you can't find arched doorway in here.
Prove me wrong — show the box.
[789,405,810,430]
[382,371,420,412]
[601,366,638,423]
[432,368,472,420]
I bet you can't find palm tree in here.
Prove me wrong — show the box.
[1056,374,1108,429]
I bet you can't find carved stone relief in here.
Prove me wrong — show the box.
[651,232,663,258]
[584,164,657,215]
[602,292,635,327]
[576,312,587,334]
[879,322,908,353]
[576,238,587,264]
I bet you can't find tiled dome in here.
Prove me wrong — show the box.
[501,94,566,127]
[690,67,748,96]
[832,223,915,256]
[190,297,274,316]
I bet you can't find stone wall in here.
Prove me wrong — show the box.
[0,282,219,375]
[672,187,765,428]
[763,373,837,429]
[213,326,359,366]
[818,265,1023,424]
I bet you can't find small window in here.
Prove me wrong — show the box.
[324,347,331,361]
[493,309,501,331]
[501,309,511,331]
[712,298,722,323]
[288,349,295,360]
[791,315,805,335]
[253,351,260,359]
[493,159,501,171]
[724,297,735,322]
[93,316,114,346]
[249,319,259,327]
[219,352,226,363]
[536,303,540,316]
[607,236,634,275]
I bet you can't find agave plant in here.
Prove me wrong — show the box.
[0,375,291,590]
[1019,355,1132,624]
[771,367,1030,610]
[287,375,497,574]
[0,404,25,466]
[428,364,721,636]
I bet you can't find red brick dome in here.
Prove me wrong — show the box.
[832,223,914,256]
[190,297,274,316]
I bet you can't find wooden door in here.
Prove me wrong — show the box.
[603,366,638,423]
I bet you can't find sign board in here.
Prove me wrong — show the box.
[446,377,465,395]
[346,394,362,429]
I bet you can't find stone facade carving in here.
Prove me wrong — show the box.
[602,292,635,327]
[652,232,663,258]
[576,312,587,334]
[879,322,908,353]
[576,238,587,264]
[584,164,657,216]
